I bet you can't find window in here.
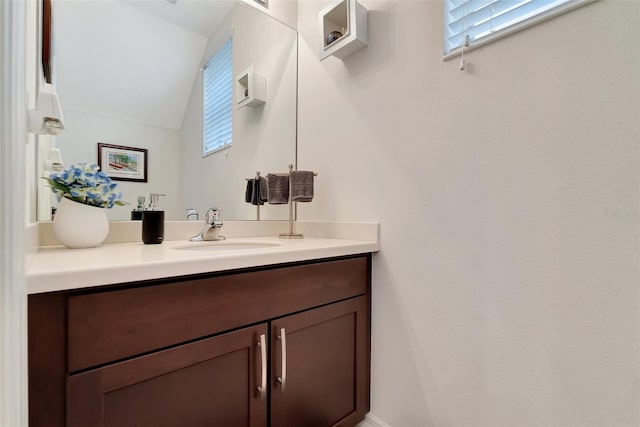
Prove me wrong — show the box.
[444,0,595,56]
[203,36,233,155]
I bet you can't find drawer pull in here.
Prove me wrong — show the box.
[276,327,287,393]
[257,333,267,401]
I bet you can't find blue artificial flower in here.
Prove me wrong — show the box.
[61,170,74,184]
[69,188,85,198]
[86,190,101,200]
[43,163,125,209]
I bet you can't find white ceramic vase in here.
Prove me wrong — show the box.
[53,197,109,248]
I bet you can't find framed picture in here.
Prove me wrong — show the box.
[97,143,148,183]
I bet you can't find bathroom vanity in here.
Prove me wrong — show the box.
[27,233,378,427]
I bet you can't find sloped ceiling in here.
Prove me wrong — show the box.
[53,0,235,130]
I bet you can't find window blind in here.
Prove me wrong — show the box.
[203,36,233,155]
[444,0,594,55]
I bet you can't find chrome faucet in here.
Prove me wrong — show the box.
[190,207,225,241]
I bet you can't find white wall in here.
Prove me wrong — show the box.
[242,0,298,29]
[181,2,297,220]
[53,0,207,130]
[55,110,183,220]
[297,1,639,426]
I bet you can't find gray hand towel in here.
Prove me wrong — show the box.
[245,180,253,203]
[267,173,289,204]
[259,176,268,203]
[290,171,314,202]
[250,177,265,206]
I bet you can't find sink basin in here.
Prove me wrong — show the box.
[172,241,282,251]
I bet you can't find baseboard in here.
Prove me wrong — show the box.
[358,413,393,427]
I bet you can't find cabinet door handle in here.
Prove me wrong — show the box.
[257,333,267,401]
[276,327,287,393]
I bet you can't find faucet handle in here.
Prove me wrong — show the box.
[205,207,223,226]
[185,208,199,221]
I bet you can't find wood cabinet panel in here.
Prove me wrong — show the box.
[271,296,369,427]
[67,324,268,427]
[28,292,66,427]
[68,257,367,372]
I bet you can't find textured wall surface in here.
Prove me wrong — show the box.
[297,1,639,426]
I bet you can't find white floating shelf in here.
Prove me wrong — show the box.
[319,0,368,61]
[236,66,266,109]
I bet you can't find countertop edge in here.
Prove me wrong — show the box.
[27,237,380,294]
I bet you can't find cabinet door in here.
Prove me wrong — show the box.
[271,296,369,427]
[67,324,268,427]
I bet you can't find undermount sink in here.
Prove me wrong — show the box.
[172,241,282,251]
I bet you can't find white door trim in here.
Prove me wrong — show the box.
[0,0,28,426]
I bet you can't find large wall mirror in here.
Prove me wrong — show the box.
[38,0,297,221]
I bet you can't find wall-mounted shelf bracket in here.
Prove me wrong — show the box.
[236,65,266,109]
[319,0,368,61]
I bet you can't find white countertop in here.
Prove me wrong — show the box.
[26,236,380,294]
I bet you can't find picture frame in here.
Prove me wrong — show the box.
[97,143,148,183]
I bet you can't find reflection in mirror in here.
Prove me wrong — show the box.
[41,0,297,221]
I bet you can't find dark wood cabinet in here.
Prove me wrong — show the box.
[67,324,268,427]
[29,255,371,427]
[271,296,369,427]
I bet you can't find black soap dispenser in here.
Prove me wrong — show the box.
[131,195,145,220]
[142,193,165,244]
